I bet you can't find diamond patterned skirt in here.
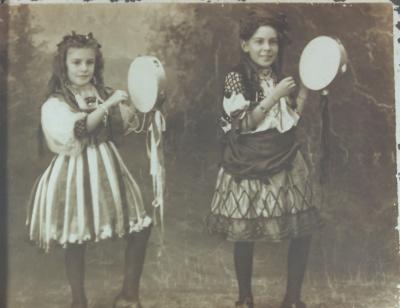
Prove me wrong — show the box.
[206,152,323,241]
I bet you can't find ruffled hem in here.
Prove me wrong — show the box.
[205,208,323,242]
[28,215,152,253]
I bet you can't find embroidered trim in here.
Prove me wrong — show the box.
[73,116,88,139]
[224,72,245,97]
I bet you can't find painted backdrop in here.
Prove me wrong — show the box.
[5,3,398,308]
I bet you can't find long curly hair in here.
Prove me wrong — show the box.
[45,31,110,108]
[38,32,111,155]
[234,11,291,101]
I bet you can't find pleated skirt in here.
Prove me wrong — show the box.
[26,141,151,252]
[206,152,323,242]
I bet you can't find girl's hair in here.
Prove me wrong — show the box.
[234,11,290,101]
[45,31,110,108]
[38,32,112,156]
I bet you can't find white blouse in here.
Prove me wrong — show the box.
[41,88,137,156]
[41,97,86,156]
[221,72,300,134]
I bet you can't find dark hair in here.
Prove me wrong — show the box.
[38,32,111,156]
[235,12,290,101]
[45,31,109,108]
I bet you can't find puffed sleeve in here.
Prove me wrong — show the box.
[221,72,253,133]
[41,97,87,156]
[223,72,250,118]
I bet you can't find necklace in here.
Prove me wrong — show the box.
[66,83,100,110]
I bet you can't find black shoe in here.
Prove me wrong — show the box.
[235,297,254,308]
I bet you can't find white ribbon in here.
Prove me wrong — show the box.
[147,110,166,231]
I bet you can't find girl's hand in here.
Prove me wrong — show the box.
[106,90,129,108]
[295,80,309,115]
[271,76,297,100]
[298,81,309,97]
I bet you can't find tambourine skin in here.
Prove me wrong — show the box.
[299,36,348,91]
[128,56,166,113]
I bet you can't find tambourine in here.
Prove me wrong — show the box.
[127,56,167,234]
[299,36,348,91]
[127,56,166,113]
[299,36,348,185]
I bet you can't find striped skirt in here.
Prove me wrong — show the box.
[206,152,323,242]
[26,141,151,252]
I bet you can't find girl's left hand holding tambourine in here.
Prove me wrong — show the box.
[295,80,310,115]
[105,90,129,108]
[297,80,309,101]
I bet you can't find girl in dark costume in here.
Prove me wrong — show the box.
[206,13,323,308]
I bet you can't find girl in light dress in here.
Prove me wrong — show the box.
[206,13,323,308]
[26,32,151,308]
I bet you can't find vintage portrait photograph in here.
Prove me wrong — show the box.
[0,0,398,307]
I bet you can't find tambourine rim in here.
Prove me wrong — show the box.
[299,36,346,91]
[127,56,166,113]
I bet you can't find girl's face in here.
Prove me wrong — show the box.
[66,47,96,87]
[241,25,279,69]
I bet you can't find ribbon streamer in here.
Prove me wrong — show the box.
[320,90,330,185]
[146,110,166,232]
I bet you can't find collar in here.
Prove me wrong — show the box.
[66,82,96,98]
[65,83,103,110]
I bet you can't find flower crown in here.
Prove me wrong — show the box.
[57,31,102,49]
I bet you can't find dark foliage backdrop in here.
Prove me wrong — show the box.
[5,3,398,308]
[0,4,9,308]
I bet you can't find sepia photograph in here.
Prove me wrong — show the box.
[0,1,398,307]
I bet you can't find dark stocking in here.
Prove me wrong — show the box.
[234,241,255,302]
[284,235,312,304]
[120,227,151,301]
[65,243,87,306]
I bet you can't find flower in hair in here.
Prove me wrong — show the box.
[57,31,102,48]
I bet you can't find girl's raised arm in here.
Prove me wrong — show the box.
[295,82,309,115]
[85,90,128,133]
[244,77,297,132]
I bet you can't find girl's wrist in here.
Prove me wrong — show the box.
[103,100,114,109]
[98,104,109,113]
[297,92,308,101]
[269,91,280,102]
[266,94,279,105]
[259,95,278,113]
[98,104,109,126]
[258,104,269,114]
